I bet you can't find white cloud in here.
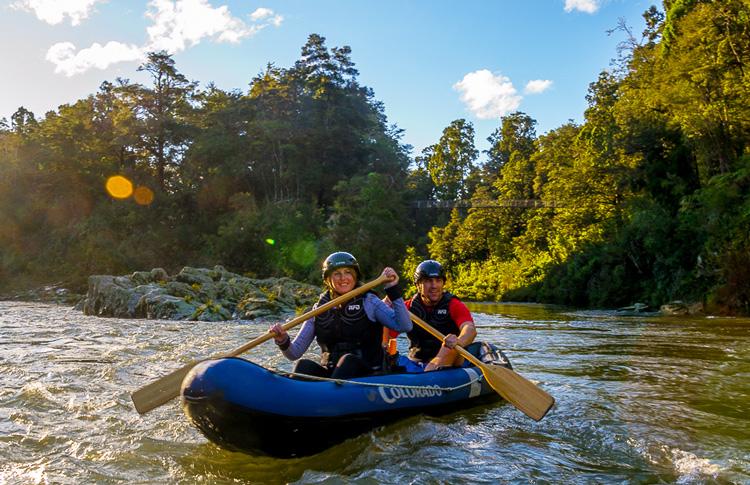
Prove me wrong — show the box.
[145,0,282,53]
[564,0,600,14]
[43,1,284,75]
[453,69,522,120]
[12,0,105,26]
[251,7,283,26]
[46,41,144,76]
[524,79,553,94]
[250,7,272,20]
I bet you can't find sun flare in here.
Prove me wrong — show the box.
[105,175,133,199]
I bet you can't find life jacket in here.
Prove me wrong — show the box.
[407,292,459,361]
[313,290,384,370]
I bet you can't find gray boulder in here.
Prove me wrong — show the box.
[137,294,198,320]
[79,266,320,321]
[660,300,703,316]
[82,275,141,318]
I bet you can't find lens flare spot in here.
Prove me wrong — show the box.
[265,239,276,245]
[291,240,317,266]
[133,186,155,205]
[105,175,133,199]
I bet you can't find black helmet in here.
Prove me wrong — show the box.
[414,259,446,284]
[322,251,361,280]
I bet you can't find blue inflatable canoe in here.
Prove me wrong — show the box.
[181,343,511,457]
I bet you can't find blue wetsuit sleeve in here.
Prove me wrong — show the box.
[282,318,315,360]
[364,293,412,332]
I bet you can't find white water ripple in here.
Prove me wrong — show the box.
[1,301,748,483]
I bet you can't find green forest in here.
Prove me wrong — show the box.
[1,1,748,315]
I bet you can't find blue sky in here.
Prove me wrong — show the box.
[1,0,654,160]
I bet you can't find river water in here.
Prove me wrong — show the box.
[0,300,748,484]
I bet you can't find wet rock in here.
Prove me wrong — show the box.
[130,271,153,286]
[163,281,198,300]
[659,300,703,316]
[235,277,320,320]
[236,296,288,320]
[137,294,198,320]
[193,300,233,322]
[81,275,141,318]
[79,266,320,321]
[150,267,169,282]
[617,303,649,313]
[174,267,216,289]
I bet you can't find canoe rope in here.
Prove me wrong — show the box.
[279,371,485,392]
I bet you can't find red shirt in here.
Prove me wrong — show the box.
[389,295,473,338]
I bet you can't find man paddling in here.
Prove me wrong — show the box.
[405,259,477,371]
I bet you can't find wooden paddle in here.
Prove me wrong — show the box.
[409,312,554,421]
[131,274,391,415]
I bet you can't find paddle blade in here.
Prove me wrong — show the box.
[480,363,554,421]
[408,311,554,421]
[131,361,198,414]
[130,274,391,415]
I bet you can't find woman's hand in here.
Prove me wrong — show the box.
[381,267,399,288]
[268,323,289,345]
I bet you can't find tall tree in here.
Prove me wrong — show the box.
[91,80,142,172]
[248,64,301,202]
[656,0,750,179]
[484,111,537,184]
[426,119,478,201]
[285,34,408,206]
[10,107,37,136]
[131,51,197,191]
[327,172,409,276]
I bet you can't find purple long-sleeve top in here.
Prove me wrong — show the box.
[280,293,411,360]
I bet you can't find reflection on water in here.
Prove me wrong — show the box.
[1,301,748,483]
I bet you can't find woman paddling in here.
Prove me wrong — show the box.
[269,251,411,379]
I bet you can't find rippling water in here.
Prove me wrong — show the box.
[1,301,748,484]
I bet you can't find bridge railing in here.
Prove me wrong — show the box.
[410,199,560,209]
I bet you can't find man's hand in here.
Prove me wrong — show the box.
[425,357,443,372]
[443,333,458,349]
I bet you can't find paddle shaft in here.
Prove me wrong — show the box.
[409,312,554,421]
[214,273,391,356]
[131,274,391,414]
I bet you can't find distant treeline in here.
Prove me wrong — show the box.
[1,1,749,314]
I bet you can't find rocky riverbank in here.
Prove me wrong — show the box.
[74,265,321,321]
[3,267,706,319]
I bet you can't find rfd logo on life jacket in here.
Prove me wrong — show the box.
[347,304,361,311]
[436,309,448,315]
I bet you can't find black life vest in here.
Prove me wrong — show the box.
[313,290,384,369]
[407,292,459,361]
